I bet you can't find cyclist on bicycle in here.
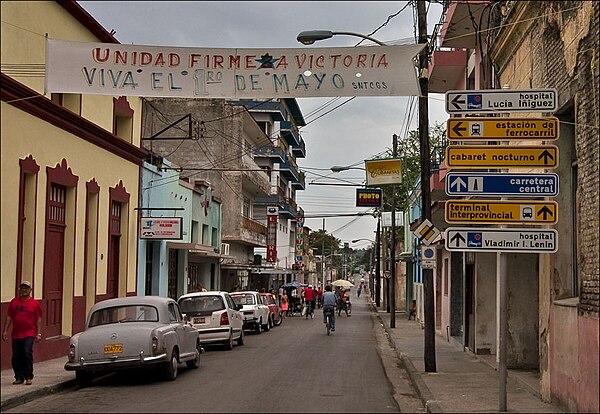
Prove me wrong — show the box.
[304,285,315,318]
[322,285,336,331]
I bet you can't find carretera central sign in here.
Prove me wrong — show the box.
[45,39,425,98]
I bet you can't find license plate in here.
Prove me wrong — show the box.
[193,317,205,324]
[103,343,123,354]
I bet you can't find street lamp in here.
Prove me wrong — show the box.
[330,165,365,173]
[297,30,386,46]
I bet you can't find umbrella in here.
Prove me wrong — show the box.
[331,279,354,288]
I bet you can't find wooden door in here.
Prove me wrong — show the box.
[44,184,65,337]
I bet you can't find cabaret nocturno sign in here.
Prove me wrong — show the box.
[45,39,424,98]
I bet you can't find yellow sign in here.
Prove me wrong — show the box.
[446,145,558,168]
[365,158,402,186]
[447,117,559,140]
[445,200,558,224]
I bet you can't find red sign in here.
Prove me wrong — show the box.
[267,245,277,262]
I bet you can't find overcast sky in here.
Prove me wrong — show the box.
[79,1,448,247]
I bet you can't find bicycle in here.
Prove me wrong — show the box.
[305,301,314,319]
[324,306,334,335]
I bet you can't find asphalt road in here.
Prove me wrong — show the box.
[6,296,406,413]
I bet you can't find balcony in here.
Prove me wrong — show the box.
[291,171,306,190]
[280,197,298,218]
[254,194,285,206]
[291,136,306,158]
[429,48,468,93]
[280,120,301,147]
[228,99,286,121]
[222,216,267,247]
[439,1,491,49]
[279,155,300,183]
[253,145,285,162]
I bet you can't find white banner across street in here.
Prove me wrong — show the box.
[45,39,424,98]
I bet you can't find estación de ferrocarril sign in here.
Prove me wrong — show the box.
[45,39,425,98]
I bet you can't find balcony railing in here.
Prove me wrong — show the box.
[242,216,267,236]
[280,120,301,146]
[291,137,306,158]
[253,145,285,162]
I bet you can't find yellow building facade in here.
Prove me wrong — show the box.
[1,1,145,367]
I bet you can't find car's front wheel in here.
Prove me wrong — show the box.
[255,321,262,334]
[162,350,178,381]
[263,316,271,332]
[273,313,283,326]
[237,329,244,346]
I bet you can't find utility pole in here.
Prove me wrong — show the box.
[390,134,398,328]
[418,0,436,372]
[321,218,325,287]
[375,213,381,307]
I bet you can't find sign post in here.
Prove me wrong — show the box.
[447,117,559,140]
[445,87,560,412]
[445,172,559,197]
[444,228,558,253]
[445,89,557,114]
[446,145,559,168]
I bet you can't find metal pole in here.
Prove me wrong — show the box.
[375,214,381,307]
[499,254,508,411]
[322,218,325,286]
[418,0,436,372]
[390,134,398,328]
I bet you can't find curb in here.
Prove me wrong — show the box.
[0,379,77,412]
[368,299,442,413]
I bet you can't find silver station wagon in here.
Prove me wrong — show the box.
[64,296,203,386]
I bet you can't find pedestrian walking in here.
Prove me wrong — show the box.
[2,281,43,385]
[281,292,289,318]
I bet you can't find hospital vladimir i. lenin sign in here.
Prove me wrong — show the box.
[45,39,424,98]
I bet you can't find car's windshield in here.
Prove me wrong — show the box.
[231,294,255,305]
[179,296,225,313]
[89,305,158,327]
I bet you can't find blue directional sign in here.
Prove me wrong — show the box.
[445,172,559,197]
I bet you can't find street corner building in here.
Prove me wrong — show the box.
[1,1,145,368]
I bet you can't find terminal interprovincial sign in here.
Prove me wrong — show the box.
[446,145,558,168]
[445,200,558,224]
[445,89,558,114]
[445,172,559,197]
[444,228,558,253]
[447,117,559,140]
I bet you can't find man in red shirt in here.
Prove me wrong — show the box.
[2,281,43,385]
[304,285,315,318]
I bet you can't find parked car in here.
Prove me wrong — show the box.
[230,291,271,333]
[260,292,283,327]
[64,296,202,387]
[178,291,244,350]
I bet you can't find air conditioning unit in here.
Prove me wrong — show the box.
[221,243,230,256]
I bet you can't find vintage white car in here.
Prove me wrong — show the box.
[64,296,202,386]
[230,291,271,334]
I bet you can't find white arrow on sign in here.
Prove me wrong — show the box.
[450,176,467,192]
[444,227,558,253]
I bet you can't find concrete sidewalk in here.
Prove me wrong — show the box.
[1,354,76,411]
[371,299,566,413]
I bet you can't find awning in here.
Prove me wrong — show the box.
[166,242,221,258]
